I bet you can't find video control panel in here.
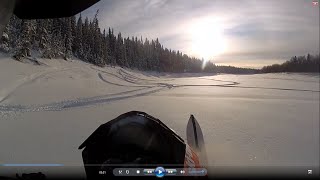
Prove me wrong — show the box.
[106,167,207,177]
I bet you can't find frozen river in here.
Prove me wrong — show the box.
[0,56,319,178]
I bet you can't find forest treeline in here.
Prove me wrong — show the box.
[261,54,319,73]
[0,13,318,74]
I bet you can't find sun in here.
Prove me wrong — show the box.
[189,18,227,61]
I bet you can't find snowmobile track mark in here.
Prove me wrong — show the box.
[0,67,80,104]
[0,86,169,112]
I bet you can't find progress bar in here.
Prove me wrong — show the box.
[2,164,64,167]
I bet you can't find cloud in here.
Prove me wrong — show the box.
[82,0,319,68]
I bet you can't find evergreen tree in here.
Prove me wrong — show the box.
[115,32,125,67]
[0,25,10,52]
[82,17,90,61]
[39,19,52,58]
[92,10,104,65]
[7,15,22,50]
[64,17,73,60]
[70,15,77,53]
[108,28,116,67]
[74,14,84,58]
[14,20,34,60]
[50,18,64,58]
[101,29,108,65]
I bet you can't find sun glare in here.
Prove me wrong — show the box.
[189,18,227,61]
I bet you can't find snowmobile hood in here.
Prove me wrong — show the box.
[78,111,185,150]
[79,111,187,178]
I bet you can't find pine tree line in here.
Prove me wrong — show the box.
[0,12,220,73]
[4,12,314,74]
[261,54,320,73]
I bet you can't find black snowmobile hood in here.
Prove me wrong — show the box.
[79,111,187,179]
[79,111,184,150]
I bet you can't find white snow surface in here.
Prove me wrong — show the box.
[0,54,319,178]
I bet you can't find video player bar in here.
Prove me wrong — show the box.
[112,167,207,177]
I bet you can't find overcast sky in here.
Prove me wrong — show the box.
[82,0,319,68]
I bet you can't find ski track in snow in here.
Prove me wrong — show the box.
[0,67,82,104]
[98,73,152,88]
[0,63,318,113]
[0,65,175,112]
[254,76,319,83]
[0,87,167,112]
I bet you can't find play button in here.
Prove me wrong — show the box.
[155,167,165,178]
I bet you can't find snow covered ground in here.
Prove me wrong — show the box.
[0,54,319,178]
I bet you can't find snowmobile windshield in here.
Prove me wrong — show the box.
[78,111,186,177]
